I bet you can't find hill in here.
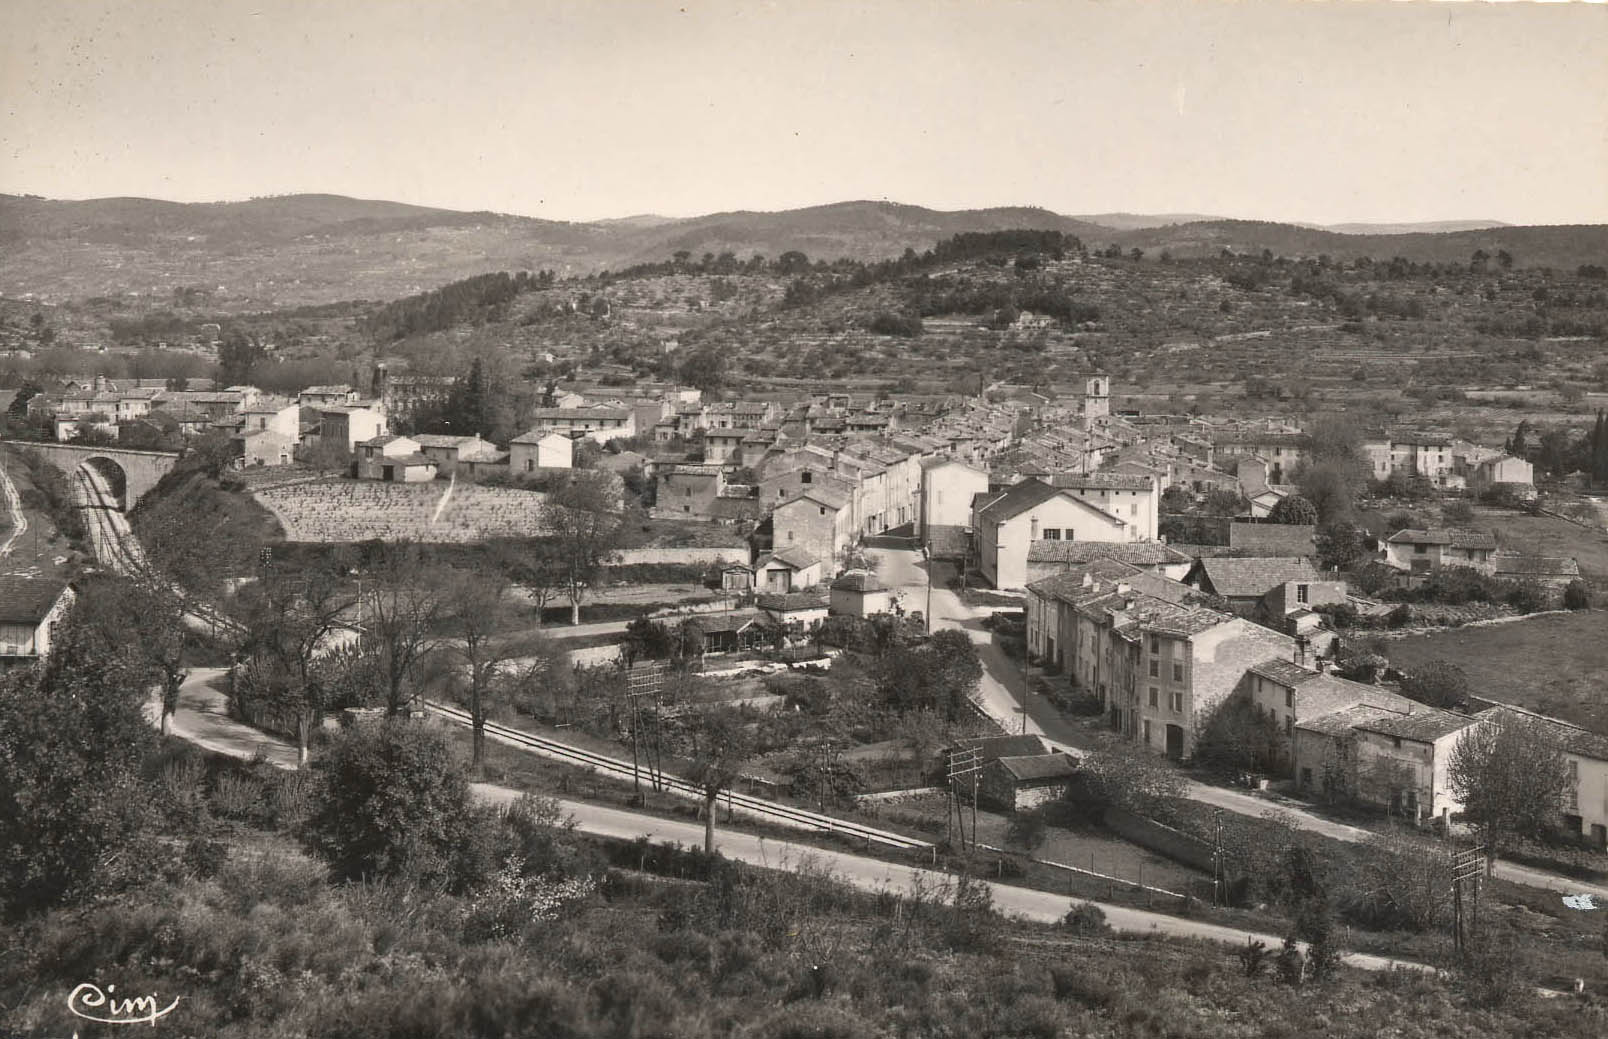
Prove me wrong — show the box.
[1116,219,1608,269]
[2,193,1604,308]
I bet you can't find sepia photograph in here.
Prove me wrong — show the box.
[1,0,1607,1035]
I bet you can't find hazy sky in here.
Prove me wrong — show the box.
[2,0,1605,225]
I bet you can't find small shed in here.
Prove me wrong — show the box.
[829,569,898,618]
[980,753,1079,812]
[757,591,830,633]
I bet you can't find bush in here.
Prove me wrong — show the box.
[303,722,490,892]
[1399,659,1469,708]
[1061,902,1110,935]
[1442,501,1474,523]
[1562,579,1592,610]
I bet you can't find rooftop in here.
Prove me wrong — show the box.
[0,577,71,626]
[1192,557,1321,599]
[1356,709,1482,744]
[1385,528,1497,550]
[1027,541,1191,567]
[996,753,1079,782]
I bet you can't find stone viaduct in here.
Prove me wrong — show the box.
[1,441,180,509]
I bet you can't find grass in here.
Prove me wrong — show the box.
[1379,610,1608,733]
[1470,506,1608,579]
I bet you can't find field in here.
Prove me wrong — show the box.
[1468,507,1608,579]
[1379,611,1608,733]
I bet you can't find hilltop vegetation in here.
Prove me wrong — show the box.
[2,193,1602,308]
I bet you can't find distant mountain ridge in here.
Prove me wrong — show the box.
[0,193,1601,306]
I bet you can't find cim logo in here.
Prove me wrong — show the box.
[67,982,181,1026]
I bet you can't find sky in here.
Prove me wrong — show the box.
[2,0,1605,226]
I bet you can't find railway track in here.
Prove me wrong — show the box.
[76,467,245,639]
[423,700,934,852]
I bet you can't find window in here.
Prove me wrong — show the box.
[1296,584,1309,604]
[1170,691,1183,713]
[1285,689,1294,709]
[1148,687,1158,708]
[1301,767,1313,787]
[684,487,692,497]
[819,506,826,516]
[1148,660,1159,678]
[787,531,794,543]
[1414,544,1427,555]
[1286,718,1294,736]
[1172,663,1183,682]
[1042,528,1061,540]
[1150,635,1159,654]
[1143,720,1151,744]
[802,471,812,484]
[1392,737,1402,749]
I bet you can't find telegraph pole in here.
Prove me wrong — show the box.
[923,540,933,634]
[625,661,668,800]
[947,746,982,852]
[1211,808,1225,907]
[1451,844,1484,959]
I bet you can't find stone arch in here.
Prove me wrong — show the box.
[79,456,130,510]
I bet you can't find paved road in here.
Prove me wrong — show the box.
[149,673,1437,973]
[867,545,1608,901]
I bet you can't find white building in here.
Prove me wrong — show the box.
[509,430,575,472]
[973,478,1132,590]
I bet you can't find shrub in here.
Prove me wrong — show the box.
[1563,579,1592,610]
[1442,500,1474,523]
[303,722,488,892]
[1399,659,1470,708]
[1062,902,1110,935]
[1505,581,1547,614]
[1238,937,1270,977]
[211,771,264,820]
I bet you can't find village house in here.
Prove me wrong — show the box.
[1474,703,1608,849]
[0,577,75,665]
[702,427,754,465]
[1383,528,1498,573]
[1181,556,1337,623]
[235,428,295,467]
[828,570,899,618]
[1294,705,1484,825]
[973,478,1133,591]
[657,464,727,518]
[411,434,508,479]
[1048,471,1160,542]
[1364,431,1462,488]
[356,435,438,482]
[756,590,830,632]
[753,547,822,594]
[773,488,855,572]
[1242,657,1417,776]
[318,405,389,453]
[298,384,359,408]
[919,456,990,545]
[509,429,574,472]
[527,406,636,444]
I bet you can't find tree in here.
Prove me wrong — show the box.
[677,345,727,393]
[511,539,566,624]
[1315,521,1367,571]
[1077,743,1186,817]
[304,722,488,891]
[680,707,756,854]
[0,612,160,918]
[1266,495,1318,525]
[1448,714,1572,872]
[1294,459,1362,525]
[443,566,516,778]
[1398,660,1469,709]
[360,543,448,716]
[1203,488,1247,517]
[235,561,356,765]
[73,574,188,738]
[542,474,623,625]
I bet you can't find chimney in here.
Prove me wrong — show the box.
[1293,635,1310,670]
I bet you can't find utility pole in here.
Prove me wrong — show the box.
[1211,808,1225,907]
[1451,844,1484,960]
[947,746,982,852]
[625,661,668,801]
[923,540,933,635]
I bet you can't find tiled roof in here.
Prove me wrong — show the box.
[761,546,819,571]
[1355,709,1482,744]
[0,577,71,625]
[1194,557,1320,599]
[533,407,630,420]
[1296,704,1403,738]
[1229,522,1317,557]
[1490,552,1580,579]
[756,590,829,612]
[1049,472,1154,491]
[1474,704,1608,762]
[959,735,1047,761]
[1248,659,1326,687]
[996,753,1079,782]
[976,479,1061,522]
[780,486,850,511]
[411,434,481,449]
[1386,528,1497,550]
[511,429,572,444]
[1027,541,1191,566]
[830,570,887,593]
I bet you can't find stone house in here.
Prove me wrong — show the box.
[973,478,1132,591]
[1383,528,1497,573]
[509,430,574,472]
